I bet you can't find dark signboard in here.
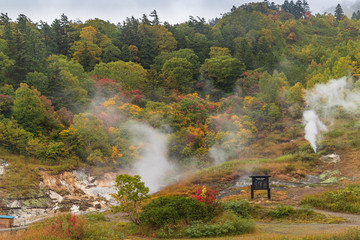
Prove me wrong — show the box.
[250,176,271,199]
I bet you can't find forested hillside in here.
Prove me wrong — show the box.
[0,0,359,169]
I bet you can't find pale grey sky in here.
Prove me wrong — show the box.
[0,0,358,24]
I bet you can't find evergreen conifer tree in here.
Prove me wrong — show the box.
[335,4,344,21]
[302,0,310,12]
[150,10,160,25]
[282,0,290,12]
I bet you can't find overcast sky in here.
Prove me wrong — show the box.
[0,0,359,24]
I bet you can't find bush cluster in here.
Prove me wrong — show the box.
[140,195,215,227]
[302,184,360,213]
[222,199,254,218]
[185,215,255,238]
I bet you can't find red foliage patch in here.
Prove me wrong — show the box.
[192,186,219,205]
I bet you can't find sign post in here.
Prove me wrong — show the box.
[250,176,271,199]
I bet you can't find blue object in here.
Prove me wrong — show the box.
[0,215,15,219]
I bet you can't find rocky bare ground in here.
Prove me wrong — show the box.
[1,164,119,227]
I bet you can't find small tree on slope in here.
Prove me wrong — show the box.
[111,174,149,225]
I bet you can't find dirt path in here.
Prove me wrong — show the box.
[314,209,360,226]
[251,209,360,238]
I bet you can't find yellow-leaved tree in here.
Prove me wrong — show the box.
[71,26,112,71]
[111,174,149,225]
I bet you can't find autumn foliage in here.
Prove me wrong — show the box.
[192,186,219,205]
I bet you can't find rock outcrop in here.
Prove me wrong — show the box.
[2,168,119,227]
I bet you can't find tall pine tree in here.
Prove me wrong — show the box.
[335,4,344,21]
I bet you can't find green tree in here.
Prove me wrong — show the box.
[118,17,141,47]
[46,55,90,111]
[7,15,46,83]
[351,10,360,20]
[209,46,231,58]
[138,36,157,68]
[137,24,177,68]
[119,45,131,61]
[0,40,15,84]
[24,71,49,94]
[268,103,281,121]
[202,55,245,92]
[287,82,304,105]
[71,40,102,72]
[39,21,55,56]
[37,141,70,164]
[234,38,254,69]
[7,25,26,84]
[72,113,111,161]
[152,48,200,72]
[101,43,122,63]
[161,57,194,93]
[150,9,160,25]
[93,60,147,90]
[12,83,45,133]
[84,18,120,41]
[188,33,210,62]
[258,71,288,104]
[302,0,310,12]
[0,118,33,154]
[50,14,72,56]
[335,4,344,21]
[71,26,105,71]
[111,174,149,225]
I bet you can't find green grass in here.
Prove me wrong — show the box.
[10,213,125,240]
[302,184,360,213]
[0,160,41,198]
[244,203,343,224]
[269,229,360,240]
[221,199,343,224]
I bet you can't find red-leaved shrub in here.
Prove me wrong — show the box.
[192,186,219,205]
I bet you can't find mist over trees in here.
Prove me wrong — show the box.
[1,0,360,167]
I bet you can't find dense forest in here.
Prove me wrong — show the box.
[0,0,359,169]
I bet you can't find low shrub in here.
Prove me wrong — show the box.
[85,213,107,222]
[301,184,360,213]
[191,186,218,205]
[20,214,85,240]
[140,195,216,228]
[298,153,318,163]
[274,154,297,162]
[152,225,186,238]
[17,213,124,240]
[269,204,296,218]
[83,222,124,240]
[185,213,255,238]
[222,199,253,218]
[324,129,345,138]
[252,166,271,175]
[284,164,296,173]
[49,214,84,239]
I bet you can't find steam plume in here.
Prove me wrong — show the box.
[130,123,176,193]
[303,110,327,152]
[209,144,226,165]
[303,77,360,152]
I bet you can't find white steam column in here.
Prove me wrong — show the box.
[302,110,327,152]
[303,77,360,152]
[130,123,175,193]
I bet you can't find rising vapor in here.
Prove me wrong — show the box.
[303,110,327,152]
[303,77,360,152]
[130,122,177,193]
